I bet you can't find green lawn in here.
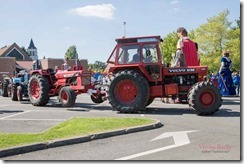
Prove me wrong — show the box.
[0,117,155,149]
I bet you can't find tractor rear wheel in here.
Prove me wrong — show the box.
[188,81,222,115]
[17,86,23,101]
[28,75,50,106]
[59,87,76,107]
[145,98,154,107]
[11,84,18,101]
[107,70,150,113]
[2,80,9,97]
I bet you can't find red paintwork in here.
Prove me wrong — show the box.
[115,79,138,104]
[30,80,40,100]
[61,91,68,102]
[199,90,215,108]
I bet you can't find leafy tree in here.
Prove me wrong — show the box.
[21,46,28,54]
[224,18,240,72]
[89,61,106,72]
[194,10,232,73]
[65,45,78,59]
[161,32,178,64]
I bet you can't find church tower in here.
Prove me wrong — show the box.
[27,38,38,60]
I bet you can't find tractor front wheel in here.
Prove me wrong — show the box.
[188,81,222,115]
[90,93,105,104]
[59,87,76,107]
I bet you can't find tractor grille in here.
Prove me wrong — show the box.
[82,71,92,85]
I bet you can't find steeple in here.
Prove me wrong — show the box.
[28,38,36,49]
[27,38,38,60]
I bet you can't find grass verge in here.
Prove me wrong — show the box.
[0,117,155,149]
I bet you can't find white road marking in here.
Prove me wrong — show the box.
[116,130,198,160]
[0,110,32,120]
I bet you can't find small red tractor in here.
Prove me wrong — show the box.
[105,35,222,115]
[27,67,104,107]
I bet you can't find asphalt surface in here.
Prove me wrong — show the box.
[0,94,241,160]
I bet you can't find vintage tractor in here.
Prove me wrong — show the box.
[11,70,30,101]
[105,35,222,115]
[27,66,102,107]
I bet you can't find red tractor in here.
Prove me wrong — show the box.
[105,36,222,115]
[28,68,100,107]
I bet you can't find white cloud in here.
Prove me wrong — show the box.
[171,1,179,4]
[70,4,116,20]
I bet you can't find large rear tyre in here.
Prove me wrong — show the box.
[28,75,50,106]
[188,81,222,116]
[107,70,150,113]
[59,87,76,107]
[11,84,18,101]
[2,80,9,97]
[145,98,154,107]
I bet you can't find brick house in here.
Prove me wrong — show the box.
[0,42,33,81]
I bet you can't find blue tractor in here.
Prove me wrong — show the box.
[11,70,30,101]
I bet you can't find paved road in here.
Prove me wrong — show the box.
[0,95,241,160]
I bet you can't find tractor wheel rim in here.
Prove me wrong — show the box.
[61,92,68,102]
[200,90,215,107]
[30,81,40,100]
[115,79,138,104]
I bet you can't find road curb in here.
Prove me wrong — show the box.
[0,120,163,158]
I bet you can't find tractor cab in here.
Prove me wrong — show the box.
[106,36,164,82]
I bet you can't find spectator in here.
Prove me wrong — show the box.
[62,57,69,70]
[233,71,240,96]
[218,51,236,96]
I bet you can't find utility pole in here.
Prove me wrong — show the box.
[123,21,126,37]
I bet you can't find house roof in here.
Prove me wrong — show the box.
[0,45,11,55]
[16,61,34,71]
[28,38,37,49]
[0,43,32,61]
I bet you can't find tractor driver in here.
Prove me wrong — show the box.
[131,49,140,63]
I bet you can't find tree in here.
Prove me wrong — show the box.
[161,32,178,64]
[89,61,106,72]
[65,45,78,59]
[224,18,240,72]
[194,10,232,73]
[21,46,28,54]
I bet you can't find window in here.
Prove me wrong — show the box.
[118,45,140,64]
[142,44,159,63]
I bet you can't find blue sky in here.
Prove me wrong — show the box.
[0,0,240,63]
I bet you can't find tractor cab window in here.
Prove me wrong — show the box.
[118,45,140,64]
[142,44,159,63]
[107,46,116,64]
